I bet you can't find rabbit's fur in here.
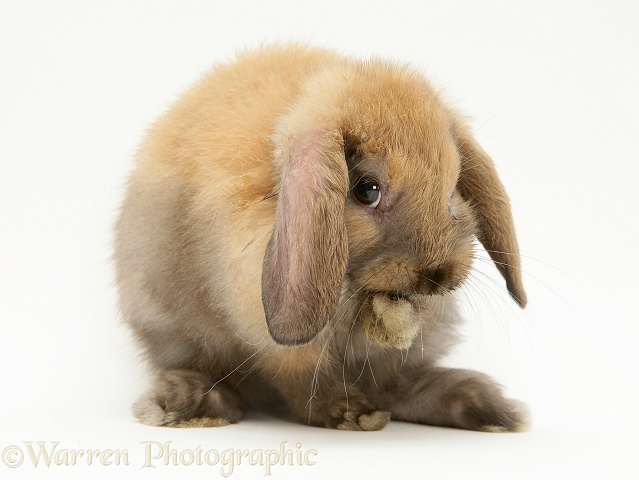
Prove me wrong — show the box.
[115,45,529,431]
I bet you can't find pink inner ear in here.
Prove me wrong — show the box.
[278,136,323,287]
[262,131,349,345]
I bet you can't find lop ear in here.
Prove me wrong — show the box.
[261,130,350,345]
[454,123,527,307]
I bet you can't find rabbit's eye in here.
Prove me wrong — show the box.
[353,177,382,208]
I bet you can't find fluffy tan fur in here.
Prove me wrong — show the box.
[114,44,529,432]
[363,294,420,349]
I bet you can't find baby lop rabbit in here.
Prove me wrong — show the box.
[115,45,529,431]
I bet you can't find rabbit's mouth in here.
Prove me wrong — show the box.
[387,292,409,302]
[368,289,419,307]
[347,258,469,301]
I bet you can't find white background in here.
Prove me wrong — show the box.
[1,1,638,478]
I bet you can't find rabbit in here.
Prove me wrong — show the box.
[114,44,529,432]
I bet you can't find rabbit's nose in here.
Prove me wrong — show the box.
[416,265,455,295]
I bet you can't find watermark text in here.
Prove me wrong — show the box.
[1,441,318,477]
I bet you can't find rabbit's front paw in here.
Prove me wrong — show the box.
[309,393,391,431]
[133,369,245,428]
[337,409,392,431]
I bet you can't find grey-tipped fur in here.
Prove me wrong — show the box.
[115,45,529,432]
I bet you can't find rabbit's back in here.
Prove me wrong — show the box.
[138,45,335,189]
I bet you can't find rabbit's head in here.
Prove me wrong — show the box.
[262,62,526,346]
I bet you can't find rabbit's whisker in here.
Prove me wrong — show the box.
[203,344,266,395]
[307,265,388,419]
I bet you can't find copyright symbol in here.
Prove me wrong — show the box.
[2,445,24,468]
